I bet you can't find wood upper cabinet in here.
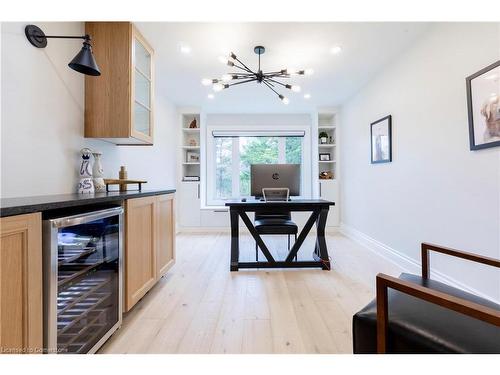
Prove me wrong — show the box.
[124,194,176,312]
[84,22,154,145]
[0,213,42,354]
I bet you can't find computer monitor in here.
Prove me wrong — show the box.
[250,164,301,198]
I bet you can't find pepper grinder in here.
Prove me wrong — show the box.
[119,166,127,192]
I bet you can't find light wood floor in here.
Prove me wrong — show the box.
[100,231,403,354]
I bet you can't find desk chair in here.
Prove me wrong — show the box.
[254,211,298,261]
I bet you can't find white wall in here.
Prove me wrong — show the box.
[341,23,500,302]
[1,22,177,198]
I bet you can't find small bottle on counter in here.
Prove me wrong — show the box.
[119,166,127,192]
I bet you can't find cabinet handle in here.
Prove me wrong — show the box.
[319,182,322,197]
[197,184,200,199]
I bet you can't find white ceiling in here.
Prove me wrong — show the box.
[136,22,431,112]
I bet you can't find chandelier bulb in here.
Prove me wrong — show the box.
[304,68,314,75]
[201,78,213,86]
[213,83,224,92]
[221,74,232,82]
[279,94,289,104]
[218,56,229,65]
[291,85,301,92]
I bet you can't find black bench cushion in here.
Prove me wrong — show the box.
[353,273,500,353]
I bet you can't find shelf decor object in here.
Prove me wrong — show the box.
[103,179,147,192]
[25,24,101,76]
[78,148,95,194]
[319,153,331,161]
[319,131,329,144]
[189,118,198,128]
[319,171,334,180]
[92,151,106,192]
[201,45,313,104]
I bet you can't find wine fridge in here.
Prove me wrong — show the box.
[43,206,123,354]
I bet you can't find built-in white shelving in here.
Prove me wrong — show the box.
[180,113,201,182]
[316,110,339,227]
[317,113,337,180]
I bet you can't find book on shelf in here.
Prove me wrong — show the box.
[183,176,200,181]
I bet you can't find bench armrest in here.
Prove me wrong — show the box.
[375,273,500,353]
[421,242,500,279]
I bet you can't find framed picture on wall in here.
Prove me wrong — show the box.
[466,60,500,150]
[370,115,392,164]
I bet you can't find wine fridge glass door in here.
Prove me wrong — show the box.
[45,208,122,354]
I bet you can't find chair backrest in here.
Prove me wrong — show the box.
[255,211,292,221]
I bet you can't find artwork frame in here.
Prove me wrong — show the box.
[466,60,500,151]
[370,115,392,164]
[319,153,331,161]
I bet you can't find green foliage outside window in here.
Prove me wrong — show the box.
[214,136,303,199]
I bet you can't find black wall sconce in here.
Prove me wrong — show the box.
[25,24,101,76]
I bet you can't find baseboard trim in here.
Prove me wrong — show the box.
[339,223,499,304]
[178,226,340,235]
[178,227,231,233]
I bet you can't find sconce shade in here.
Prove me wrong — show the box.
[68,42,101,76]
[25,24,101,77]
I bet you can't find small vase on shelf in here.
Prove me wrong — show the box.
[92,151,106,192]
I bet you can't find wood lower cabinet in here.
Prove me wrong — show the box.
[124,194,175,311]
[156,194,176,278]
[0,213,42,354]
[124,196,157,311]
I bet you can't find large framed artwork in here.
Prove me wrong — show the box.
[466,60,500,150]
[370,115,392,164]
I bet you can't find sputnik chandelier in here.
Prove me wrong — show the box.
[201,46,313,104]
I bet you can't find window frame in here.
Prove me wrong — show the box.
[205,124,312,207]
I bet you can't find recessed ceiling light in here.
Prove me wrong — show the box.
[179,43,191,54]
[304,93,311,99]
[330,45,342,55]
[208,94,214,99]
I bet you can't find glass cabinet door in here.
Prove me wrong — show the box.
[133,37,152,138]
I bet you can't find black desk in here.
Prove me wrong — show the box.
[225,199,335,271]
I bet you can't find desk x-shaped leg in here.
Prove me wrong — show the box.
[230,207,331,271]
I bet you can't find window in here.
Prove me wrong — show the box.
[214,138,232,199]
[206,127,310,206]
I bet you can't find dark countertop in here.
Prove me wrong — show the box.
[0,189,176,217]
